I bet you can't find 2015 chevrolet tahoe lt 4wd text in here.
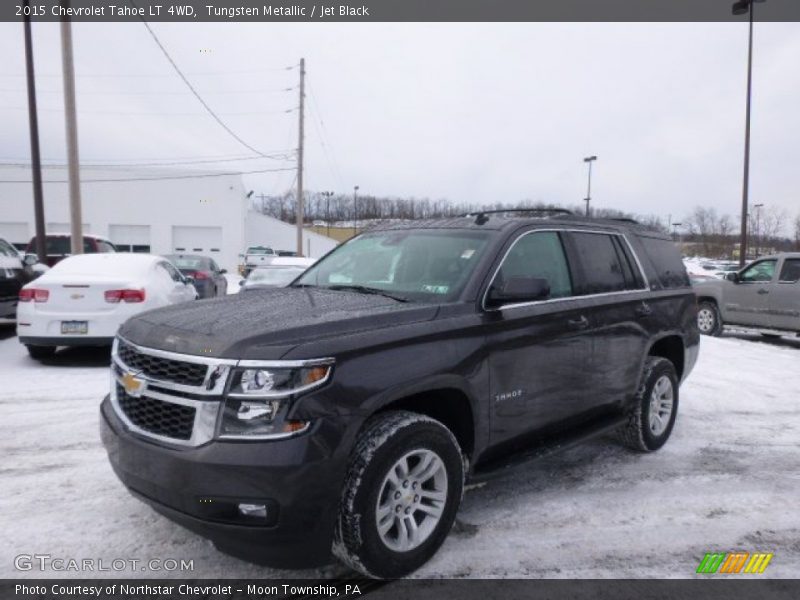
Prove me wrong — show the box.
[100,210,699,578]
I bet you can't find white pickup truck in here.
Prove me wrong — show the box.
[240,246,276,277]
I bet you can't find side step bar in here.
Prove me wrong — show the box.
[470,413,627,483]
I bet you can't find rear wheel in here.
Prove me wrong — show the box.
[697,301,722,336]
[333,411,464,579]
[26,345,56,360]
[617,356,679,452]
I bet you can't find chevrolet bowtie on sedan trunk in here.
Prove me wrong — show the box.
[100,211,699,578]
[18,253,197,360]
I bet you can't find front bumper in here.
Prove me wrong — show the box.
[100,396,348,569]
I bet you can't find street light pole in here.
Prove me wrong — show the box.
[353,185,360,236]
[732,0,764,267]
[322,191,334,237]
[583,155,597,217]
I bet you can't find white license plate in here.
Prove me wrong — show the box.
[61,321,88,335]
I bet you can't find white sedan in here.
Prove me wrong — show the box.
[17,253,197,360]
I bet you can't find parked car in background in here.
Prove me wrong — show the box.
[693,252,800,337]
[101,212,698,577]
[240,257,315,291]
[17,253,197,360]
[164,254,228,298]
[0,237,42,319]
[24,233,117,267]
[240,246,277,277]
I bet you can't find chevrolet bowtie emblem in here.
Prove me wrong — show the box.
[121,372,146,397]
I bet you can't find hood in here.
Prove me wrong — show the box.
[118,287,439,359]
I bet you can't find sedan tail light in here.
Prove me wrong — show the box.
[19,288,49,303]
[191,271,209,280]
[105,289,146,303]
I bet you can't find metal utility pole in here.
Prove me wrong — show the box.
[295,58,306,257]
[583,155,597,216]
[23,0,47,263]
[732,0,764,267]
[353,185,360,236]
[753,203,764,257]
[60,14,83,255]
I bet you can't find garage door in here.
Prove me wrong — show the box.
[172,226,222,255]
[109,224,151,253]
[0,222,30,250]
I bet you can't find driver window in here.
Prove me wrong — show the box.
[494,231,573,299]
[740,260,776,283]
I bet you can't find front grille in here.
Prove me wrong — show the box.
[117,384,196,441]
[117,339,208,387]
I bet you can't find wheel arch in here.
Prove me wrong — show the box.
[364,377,478,463]
[646,334,686,381]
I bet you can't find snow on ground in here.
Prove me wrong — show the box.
[1,326,798,579]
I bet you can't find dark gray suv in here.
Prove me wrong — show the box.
[101,210,699,578]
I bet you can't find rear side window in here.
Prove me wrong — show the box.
[570,232,640,294]
[637,236,689,289]
[779,259,800,283]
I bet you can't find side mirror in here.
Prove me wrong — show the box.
[725,272,739,283]
[239,279,245,287]
[488,277,550,307]
[219,269,227,275]
[23,253,38,267]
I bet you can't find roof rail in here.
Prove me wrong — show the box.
[602,217,640,225]
[463,208,573,225]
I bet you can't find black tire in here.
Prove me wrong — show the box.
[617,356,679,452]
[333,411,464,579]
[697,300,722,336]
[26,345,56,360]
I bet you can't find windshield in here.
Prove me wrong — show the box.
[168,256,207,271]
[246,247,273,255]
[294,229,490,302]
[248,267,304,286]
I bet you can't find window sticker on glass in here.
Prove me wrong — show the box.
[461,249,476,260]
[421,284,449,294]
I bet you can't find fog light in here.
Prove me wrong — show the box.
[238,503,268,518]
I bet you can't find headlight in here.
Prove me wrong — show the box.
[218,361,333,439]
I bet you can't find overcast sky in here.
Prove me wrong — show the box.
[1,21,799,230]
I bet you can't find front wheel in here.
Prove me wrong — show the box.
[333,411,464,579]
[617,356,679,452]
[697,301,722,336]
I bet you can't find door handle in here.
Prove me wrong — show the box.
[635,301,653,317]
[757,288,769,295]
[567,316,589,330]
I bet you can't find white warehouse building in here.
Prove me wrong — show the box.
[0,165,338,271]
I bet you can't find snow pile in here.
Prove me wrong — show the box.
[0,328,798,578]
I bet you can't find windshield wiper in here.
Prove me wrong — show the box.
[325,285,409,303]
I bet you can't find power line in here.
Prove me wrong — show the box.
[0,166,297,183]
[128,0,276,159]
[307,79,346,189]
[1,106,297,116]
[0,87,296,95]
[0,65,297,78]
[0,153,296,168]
